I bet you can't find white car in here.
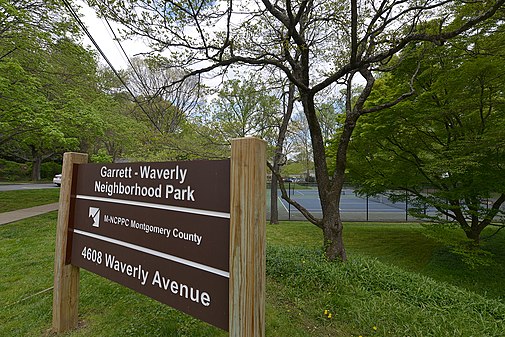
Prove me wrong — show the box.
[53,174,62,186]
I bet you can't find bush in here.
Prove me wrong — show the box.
[40,161,62,180]
[0,159,31,181]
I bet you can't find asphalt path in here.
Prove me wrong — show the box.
[0,183,59,191]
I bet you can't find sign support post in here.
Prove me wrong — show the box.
[52,152,88,332]
[229,137,266,337]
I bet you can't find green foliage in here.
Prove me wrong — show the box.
[40,161,62,180]
[125,120,230,162]
[281,161,307,176]
[0,59,51,146]
[89,91,146,162]
[208,77,280,142]
[0,159,31,181]
[0,1,127,179]
[347,28,505,241]
[90,149,113,163]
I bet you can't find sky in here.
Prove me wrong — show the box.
[78,1,148,71]
[77,1,228,89]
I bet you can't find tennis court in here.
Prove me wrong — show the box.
[266,185,438,222]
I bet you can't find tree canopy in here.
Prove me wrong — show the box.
[347,27,505,244]
[0,0,150,177]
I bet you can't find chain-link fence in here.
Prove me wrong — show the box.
[266,183,442,222]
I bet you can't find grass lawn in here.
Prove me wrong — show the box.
[268,221,505,299]
[0,188,60,212]
[1,211,504,336]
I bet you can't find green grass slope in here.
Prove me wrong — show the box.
[1,214,504,336]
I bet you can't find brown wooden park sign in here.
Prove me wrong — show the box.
[52,138,266,336]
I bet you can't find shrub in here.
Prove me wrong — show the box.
[40,161,62,180]
[0,159,31,181]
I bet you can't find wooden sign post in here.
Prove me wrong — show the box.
[229,137,266,337]
[52,152,88,332]
[52,137,265,336]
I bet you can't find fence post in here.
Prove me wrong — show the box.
[288,182,291,221]
[366,194,369,222]
[52,152,88,332]
[229,138,266,337]
[405,190,408,222]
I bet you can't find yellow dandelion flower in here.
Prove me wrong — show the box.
[327,313,332,319]
[324,309,328,315]
[373,326,377,331]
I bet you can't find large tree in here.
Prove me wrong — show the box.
[205,74,293,224]
[209,76,279,141]
[269,79,296,224]
[90,0,505,260]
[2,4,146,168]
[0,0,117,178]
[1,38,106,179]
[126,57,201,134]
[347,29,505,245]
[0,0,79,147]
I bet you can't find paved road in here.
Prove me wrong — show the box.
[0,183,59,191]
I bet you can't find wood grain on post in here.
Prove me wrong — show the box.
[229,137,266,337]
[52,152,88,333]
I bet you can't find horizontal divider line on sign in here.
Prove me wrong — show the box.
[76,195,230,219]
[73,229,230,278]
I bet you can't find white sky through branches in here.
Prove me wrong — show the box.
[78,0,149,70]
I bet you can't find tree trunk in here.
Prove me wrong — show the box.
[322,202,347,261]
[465,228,482,245]
[452,202,483,245]
[459,194,505,245]
[269,83,295,224]
[323,223,347,261]
[31,153,42,181]
[298,90,349,261]
[269,170,279,224]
